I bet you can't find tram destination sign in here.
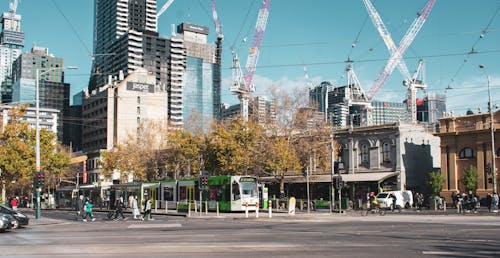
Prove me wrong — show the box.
[127,82,154,93]
[239,177,256,182]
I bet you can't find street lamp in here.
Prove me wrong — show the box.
[35,66,78,219]
[479,64,496,194]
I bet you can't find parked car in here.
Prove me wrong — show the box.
[0,213,15,232]
[0,203,29,228]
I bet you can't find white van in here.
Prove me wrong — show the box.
[376,190,413,209]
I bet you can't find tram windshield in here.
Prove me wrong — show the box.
[240,181,258,197]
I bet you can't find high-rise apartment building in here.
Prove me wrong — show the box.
[172,23,221,132]
[372,100,410,125]
[89,0,162,92]
[0,4,24,103]
[10,46,69,141]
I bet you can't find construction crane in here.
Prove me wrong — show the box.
[363,0,433,123]
[365,0,436,101]
[211,0,223,40]
[231,0,270,121]
[157,0,174,19]
[9,0,18,14]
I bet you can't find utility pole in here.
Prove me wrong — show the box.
[479,64,497,193]
[330,134,335,213]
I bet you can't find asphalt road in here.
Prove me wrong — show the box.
[1,209,500,258]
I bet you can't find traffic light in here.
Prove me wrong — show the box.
[200,176,208,189]
[35,172,45,187]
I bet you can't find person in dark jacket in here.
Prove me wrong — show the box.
[75,195,84,221]
[113,196,126,220]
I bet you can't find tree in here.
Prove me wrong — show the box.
[462,165,478,193]
[427,170,445,197]
[0,105,70,196]
[101,120,171,182]
[205,119,263,175]
[164,129,204,178]
[257,135,301,194]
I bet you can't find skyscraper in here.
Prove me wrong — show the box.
[89,0,162,92]
[173,23,221,132]
[0,3,24,103]
[11,46,69,141]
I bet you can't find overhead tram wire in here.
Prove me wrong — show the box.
[230,0,257,52]
[446,4,500,91]
[50,0,92,56]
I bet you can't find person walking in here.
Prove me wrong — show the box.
[456,190,464,213]
[142,198,153,221]
[83,199,96,222]
[113,196,126,220]
[492,192,499,212]
[75,195,84,221]
[132,196,141,220]
[451,191,458,209]
[10,196,18,211]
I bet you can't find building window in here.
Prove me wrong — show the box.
[382,141,391,163]
[360,143,369,166]
[459,147,475,159]
[497,147,500,157]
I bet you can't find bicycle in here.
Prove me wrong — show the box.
[360,203,386,216]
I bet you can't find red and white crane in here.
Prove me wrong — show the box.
[231,0,270,121]
[363,0,434,123]
[157,0,174,19]
[365,0,436,102]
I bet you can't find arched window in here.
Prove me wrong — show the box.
[360,143,369,166]
[459,147,475,159]
[382,141,391,163]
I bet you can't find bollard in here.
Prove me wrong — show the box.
[205,201,208,215]
[165,201,168,214]
[256,202,259,218]
[216,202,219,217]
[188,202,191,217]
[245,202,249,218]
[443,201,446,212]
[155,200,158,213]
[194,200,198,214]
[268,200,272,218]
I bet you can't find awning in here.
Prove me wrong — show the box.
[340,172,398,182]
[260,172,398,184]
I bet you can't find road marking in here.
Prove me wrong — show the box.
[128,223,182,229]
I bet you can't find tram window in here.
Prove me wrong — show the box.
[232,182,240,200]
[224,185,230,201]
[241,182,257,196]
[179,186,187,201]
[163,187,174,201]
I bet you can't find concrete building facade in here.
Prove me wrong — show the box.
[82,68,168,184]
[1,104,59,135]
[335,123,440,198]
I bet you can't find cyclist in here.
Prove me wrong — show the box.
[369,192,379,211]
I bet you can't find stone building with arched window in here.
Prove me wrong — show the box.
[335,122,441,202]
[436,110,499,202]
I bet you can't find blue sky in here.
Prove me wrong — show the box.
[5,0,500,114]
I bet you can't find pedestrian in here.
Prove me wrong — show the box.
[451,191,458,209]
[132,195,141,220]
[10,196,18,211]
[492,192,499,212]
[83,199,96,222]
[471,193,479,214]
[113,196,126,220]
[142,198,153,221]
[486,193,492,213]
[456,190,463,213]
[128,195,134,209]
[75,195,84,221]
